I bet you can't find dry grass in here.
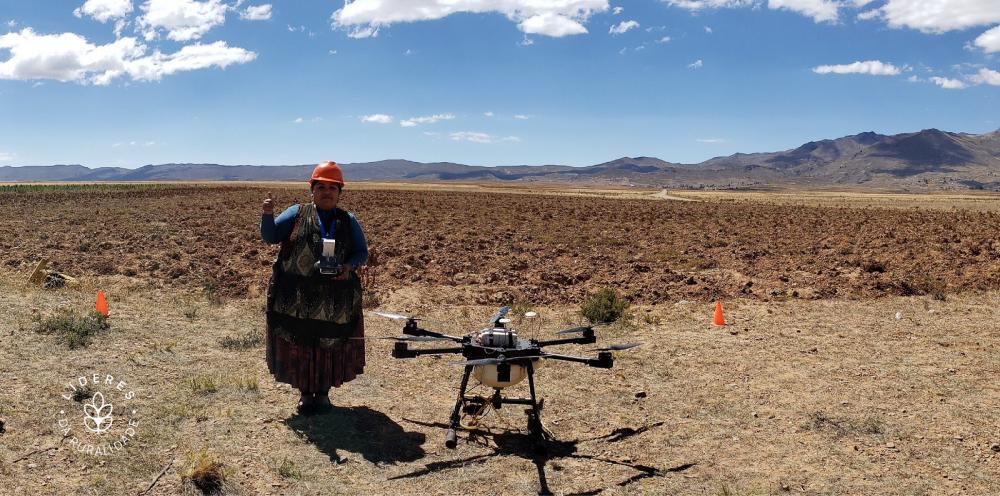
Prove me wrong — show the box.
[181,449,228,495]
[1,274,999,494]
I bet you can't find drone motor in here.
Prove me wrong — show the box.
[476,328,518,348]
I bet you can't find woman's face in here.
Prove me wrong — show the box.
[311,182,341,210]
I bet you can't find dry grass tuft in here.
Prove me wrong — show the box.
[219,328,263,350]
[275,457,302,480]
[186,375,219,395]
[31,309,110,349]
[182,448,228,495]
[580,287,631,324]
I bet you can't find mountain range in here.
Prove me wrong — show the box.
[4,128,1000,191]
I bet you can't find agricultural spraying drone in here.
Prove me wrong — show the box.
[372,307,640,448]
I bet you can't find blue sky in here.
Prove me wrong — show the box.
[1,0,998,168]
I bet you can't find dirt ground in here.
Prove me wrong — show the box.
[3,184,1000,305]
[1,184,999,495]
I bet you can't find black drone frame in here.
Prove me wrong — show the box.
[389,307,615,448]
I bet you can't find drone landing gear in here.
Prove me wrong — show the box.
[445,362,552,449]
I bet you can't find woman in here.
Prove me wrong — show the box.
[260,161,369,414]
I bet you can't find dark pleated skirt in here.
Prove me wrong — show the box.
[265,314,366,393]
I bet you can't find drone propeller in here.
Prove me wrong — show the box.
[488,306,511,327]
[590,342,642,352]
[372,311,415,321]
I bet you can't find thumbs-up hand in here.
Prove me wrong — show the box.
[262,191,275,215]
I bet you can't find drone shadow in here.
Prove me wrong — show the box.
[284,406,426,465]
[393,419,692,495]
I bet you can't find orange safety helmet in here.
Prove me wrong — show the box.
[310,161,345,187]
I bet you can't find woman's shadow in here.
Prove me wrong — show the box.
[284,406,426,465]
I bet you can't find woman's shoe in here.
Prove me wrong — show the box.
[297,393,316,415]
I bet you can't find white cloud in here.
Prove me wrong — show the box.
[0,151,15,162]
[697,138,726,143]
[609,20,639,35]
[664,0,839,24]
[328,49,337,55]
[6,20,16,29]
[877,0,1000,34]
[74,0,133,23]
[113,19,128,38]
[513,114,529,120]
[331,0,609,38]
[449,131,518,143]
[688,59,703,69]
[656,36,672,43]
[969,67,1000,85]
[975,25,1000,53]
[484,111,494,117]
[348,25,380,38]
[240,4,272,21]
[930,76,967,89]
[635,44,645,50]
[668,0,1000,30]
[294,117,304,123]
[662,0,757,10]
[520,13,589,36]
[126,41,257,82]
[856,9,881,20]
[137,0,228,42]
[518,35,534,46]
[400,113,455,127]
[0,29,252,86]
[360,113,394,124]
[613,6,624,14]
[767,0,840,23]
[450,131,494,143]
[0,28,144,84]
[812,60,902,76]
[704,25,713,33]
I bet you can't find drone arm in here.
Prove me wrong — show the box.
[401,321,465,342]
[535,333,597,347]
[391,342,464,359]
[540,351,614,369]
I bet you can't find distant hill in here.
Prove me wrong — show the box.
[3,128,999,191]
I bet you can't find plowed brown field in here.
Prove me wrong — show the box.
[3,184,1000,303]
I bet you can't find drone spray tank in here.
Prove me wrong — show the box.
[471,319,544,389]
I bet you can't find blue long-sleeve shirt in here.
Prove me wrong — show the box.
[261,205,369,270]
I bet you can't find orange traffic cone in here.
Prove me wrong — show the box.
[713,301,725,326]
[96,290,109,318]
